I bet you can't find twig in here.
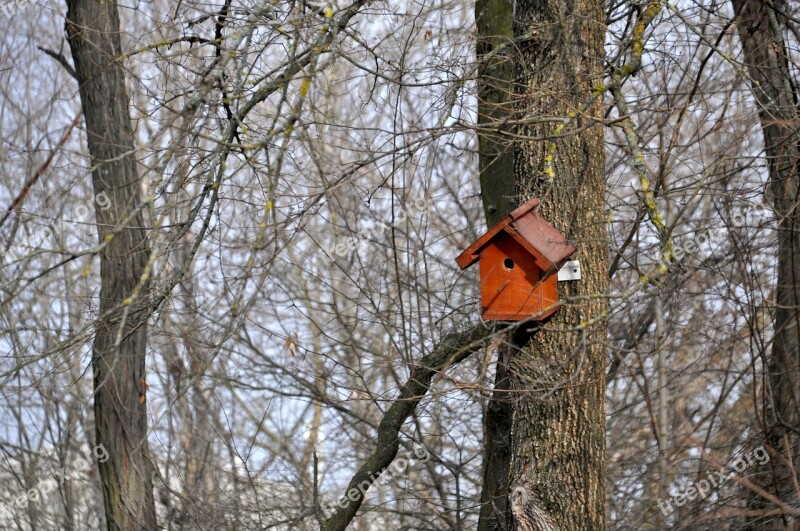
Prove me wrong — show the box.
[0,111,82,230]
[37,46,77,80]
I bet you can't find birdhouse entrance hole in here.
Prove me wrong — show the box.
[503,258,515,270]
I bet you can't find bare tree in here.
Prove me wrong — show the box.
[2,0,800,529]
[732,0,800,526]
[475,0,608,526]
[65,0,156,528]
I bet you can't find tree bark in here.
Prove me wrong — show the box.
[732,0,800,526]
[65,2,157,529]
[477,0,607,527]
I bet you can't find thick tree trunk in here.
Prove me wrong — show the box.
[65,2,157,529]
[732,0,800,526]
[477,0,607,527]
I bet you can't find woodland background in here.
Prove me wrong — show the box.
[0,0,797,528]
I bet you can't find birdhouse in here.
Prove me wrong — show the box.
[455,198,576,321]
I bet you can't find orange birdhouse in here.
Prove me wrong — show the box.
[455,198,576,321]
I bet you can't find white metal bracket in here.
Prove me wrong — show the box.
[558,260,581,281]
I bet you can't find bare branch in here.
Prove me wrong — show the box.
[320,323,493,531]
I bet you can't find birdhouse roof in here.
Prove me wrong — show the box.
[456,197,576,272]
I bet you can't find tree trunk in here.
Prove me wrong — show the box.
[732,0,800,526]
[477,0,607,527]
[475,0,517,227]
[474,7,517,523]
[478,342,513,530]
[65,2,157,529]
